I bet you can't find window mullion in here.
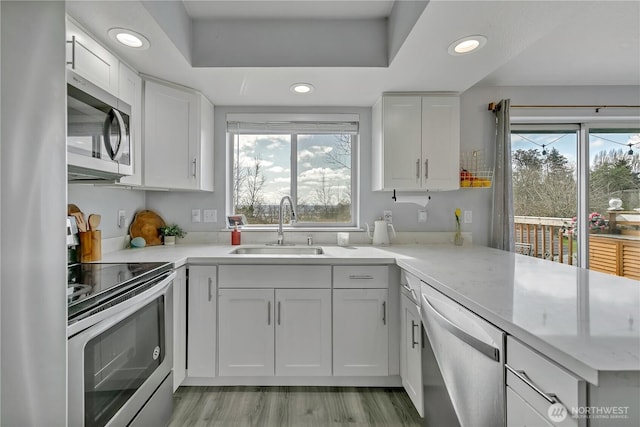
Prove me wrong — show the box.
[291,134,298,212]
[577,124,589,268]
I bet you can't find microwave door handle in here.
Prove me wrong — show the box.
[102,109,123,161]
[111,109,126,162]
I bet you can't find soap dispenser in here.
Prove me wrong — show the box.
[231,222,241,245]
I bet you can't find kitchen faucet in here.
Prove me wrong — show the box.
[277,196,297,245]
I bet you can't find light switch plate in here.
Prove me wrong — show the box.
[118,210,126,228]
[203,209,217,223]
[191,209,201,223]
[464,210,472,224]
[418,210,427,223]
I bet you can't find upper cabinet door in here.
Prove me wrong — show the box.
[421,96,460,191]
[117,63,141,185]
[382,96,423,190]
[66,19,120,96]
[143,79,214,191]
[372,94,460,191]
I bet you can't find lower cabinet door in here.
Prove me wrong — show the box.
[333,288,389,376]
[218,289,275,376]
[187,266,217,378]
[401,294,424,416]
[172,266,187,390]
[275,289,331,376]
[506,386,554,427]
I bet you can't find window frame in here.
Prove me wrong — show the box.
[510,120,639,267]
[226,117,359,229]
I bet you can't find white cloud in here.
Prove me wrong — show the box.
[268,166,289,174]
[273,177,290,183]
[590,138,605,147]
[298,167,350,185]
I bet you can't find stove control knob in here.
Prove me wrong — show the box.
[152,346,160,360]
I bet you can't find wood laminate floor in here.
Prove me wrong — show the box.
[169,386,423,427]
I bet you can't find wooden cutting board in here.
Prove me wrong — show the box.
[129,210,166,246]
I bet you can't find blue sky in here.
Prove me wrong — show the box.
[511,131,640,167]
[235,134,351,205]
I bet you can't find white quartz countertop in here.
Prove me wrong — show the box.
[101,243,640,385]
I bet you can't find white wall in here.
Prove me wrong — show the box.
[67,186,146,239]
[1,1,67,424]
[79,85,640,248]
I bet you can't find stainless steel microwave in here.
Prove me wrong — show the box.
[67,69,132,182]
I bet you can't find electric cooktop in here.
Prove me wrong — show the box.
[67,262,172,321]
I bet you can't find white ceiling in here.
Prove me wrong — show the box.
[66,0,640,107]
[183,0,396,19]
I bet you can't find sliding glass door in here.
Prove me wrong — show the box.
[511,124,640,278]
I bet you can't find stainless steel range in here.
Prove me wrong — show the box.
[67,262,176,427]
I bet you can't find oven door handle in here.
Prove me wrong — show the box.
[67,271,176,339]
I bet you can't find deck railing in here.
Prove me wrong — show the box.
[514,216,575,265]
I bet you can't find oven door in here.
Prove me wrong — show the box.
[68,275,173,427]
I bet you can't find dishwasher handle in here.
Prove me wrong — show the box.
[422,293,500,361]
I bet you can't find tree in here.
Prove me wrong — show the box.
[590,149,640,213]
[512,148,576,217]
[313,170,336,218]
[238,155,266,221]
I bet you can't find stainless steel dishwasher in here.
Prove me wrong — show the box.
[421,282,505,427]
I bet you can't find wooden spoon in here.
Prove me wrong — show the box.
[88,214,101,231]
[71,212,87,232]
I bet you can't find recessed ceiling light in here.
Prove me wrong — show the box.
[108,28,150,50]
[290,83,314,94]
[448,35,487,56]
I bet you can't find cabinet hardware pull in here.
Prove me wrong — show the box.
[349,275,373,280]
[277,301,281,325]
[192,158,197,178]
[207,278,212,302]
[424,159,429,179]
[66,36,76,69]
[411,321,420,348]
[402,283,418,302]
[267,301,271,325]
[422,293,500,361]
[382,301,386,325]
[416,159,420,179]
[505,364,559,405]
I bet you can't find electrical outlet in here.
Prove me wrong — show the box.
[383,210,393,223]
[418,210,428,223]
[118,210,126,228]
[464,210,472,224]
[191,209,201,223]
[203,209,217,223]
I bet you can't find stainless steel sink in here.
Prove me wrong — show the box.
[230,246,324,255]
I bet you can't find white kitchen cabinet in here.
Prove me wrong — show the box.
[372,94,460,191]
[506,336,585,427]
[143,78,214,191]
[187,266,217,378]
[275,288,332,376]
[117,63,142,186]
[218,288,275,376]
[172,265,187,391]
[66,18,120,95]
[400,292,424,417]
[333,288,389,376]
[218,288,332,377]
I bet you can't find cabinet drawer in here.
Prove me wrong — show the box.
[333,266,388,288]
[219,265,331,288]
[506,336,585,424]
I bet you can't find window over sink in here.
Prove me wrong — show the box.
[226,114,359,227]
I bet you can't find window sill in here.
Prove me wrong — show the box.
[220,226,363,232]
